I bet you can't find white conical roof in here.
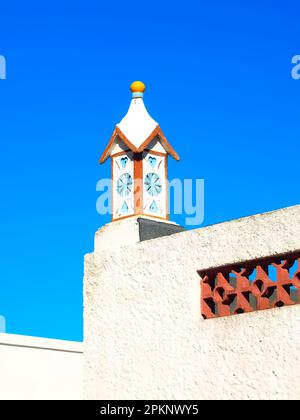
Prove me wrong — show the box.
[117,97,158,148]
[99,82,180,163]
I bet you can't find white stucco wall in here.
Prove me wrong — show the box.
[84,205,300,400]
[0,334,83,400]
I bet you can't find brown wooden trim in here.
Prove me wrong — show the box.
[112,214,136,222]
[137,126,161,152]
[133,153,143,215]
[165,156,169,220]
[142,214,169,221]
[112,213,169,223]
[99,127,138,164]
[155,126,180,161]
[136,125,180,161]
[116,127,139,153]
[110,150,130,158]
[144,149,167,157]
[111,155,114,221]
[100,125,179,163]
[99,128,117,164]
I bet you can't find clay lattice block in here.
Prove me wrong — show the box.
[199,252,300,319]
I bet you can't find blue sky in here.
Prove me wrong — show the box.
[0,0,299,341]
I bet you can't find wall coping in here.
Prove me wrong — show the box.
[134,204,300,272]
[0,333,83,354]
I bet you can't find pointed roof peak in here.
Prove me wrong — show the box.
[99,82,180,163]
[116,92,158,147]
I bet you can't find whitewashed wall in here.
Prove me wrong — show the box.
[84,205,300,400]
[0,334,83,400]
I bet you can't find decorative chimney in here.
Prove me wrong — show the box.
[99,81,180,221]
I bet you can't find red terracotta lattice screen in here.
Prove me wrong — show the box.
[199,252,300,319]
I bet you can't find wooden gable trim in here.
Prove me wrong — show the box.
[99,125,180,164]
[137,125,180,161]
[144,149,167,157]
[156,126,180,161]
[99,127,138,164]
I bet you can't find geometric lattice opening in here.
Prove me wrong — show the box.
[198,251,300,320]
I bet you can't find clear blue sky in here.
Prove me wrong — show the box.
[0,0,299,341]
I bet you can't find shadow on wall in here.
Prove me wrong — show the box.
[0,316,6,333]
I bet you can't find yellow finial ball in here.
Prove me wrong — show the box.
[130,81,146,93]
